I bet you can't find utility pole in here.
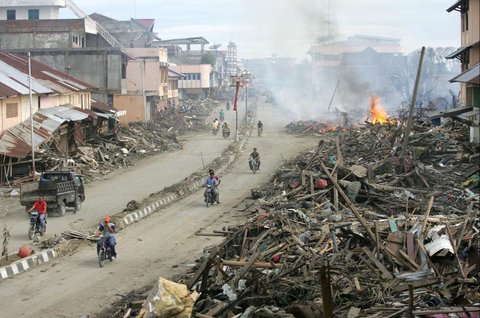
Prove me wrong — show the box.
[400,46,425,164]
[28,52,36,179]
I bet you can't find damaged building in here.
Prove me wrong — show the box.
[0,51,99,182]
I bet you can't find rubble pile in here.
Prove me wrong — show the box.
[34,99,220,183]
[285,120,343,135]
[182,120,479,317]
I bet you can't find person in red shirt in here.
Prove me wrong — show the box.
[27,196,48,228]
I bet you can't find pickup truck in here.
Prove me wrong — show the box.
[20,171,85,216]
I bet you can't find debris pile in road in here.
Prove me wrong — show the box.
[181,119,479,317]
[285,120,344,135]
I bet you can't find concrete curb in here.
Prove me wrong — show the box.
[0,249,56,280]
[122,179,203,226]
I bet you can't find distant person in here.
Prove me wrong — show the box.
[257,121,264,137]
[249,148,261,171]
[226,102,230,111]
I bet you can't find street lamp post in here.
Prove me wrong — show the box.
[230,71,251,142]
[241,70,251,115]
[230,75,241,142]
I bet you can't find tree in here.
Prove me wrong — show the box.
[201,53,216,67]
[390,47,460,109]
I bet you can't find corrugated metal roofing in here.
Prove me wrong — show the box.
[0,105,95,159]
[449,63,480,84]
[0,52,97,98]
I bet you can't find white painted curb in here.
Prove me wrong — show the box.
[0,249,56,281]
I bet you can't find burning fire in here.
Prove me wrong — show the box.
[369,96,392,124]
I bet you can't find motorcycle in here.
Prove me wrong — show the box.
[212,127,219,135]
[28,210,46,240]
[220,114,225,121]
[98,237,114,268]
[250,158,259,174]
[204,185,217,207]
[258,127,263,137]
[222,127,230,139]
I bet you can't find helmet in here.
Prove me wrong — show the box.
[104,216,111,223]
[253,148,257,151]
[209,169,214,174]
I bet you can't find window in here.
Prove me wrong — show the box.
[6,103,18,118]
[6,10,16,20]
[28,9,39,20]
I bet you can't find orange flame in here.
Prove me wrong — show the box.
[369,96,391,124]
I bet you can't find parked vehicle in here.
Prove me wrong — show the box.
[250,158,259,174]
[204,185,216,207]
[28,210,46,239]
[20,171,85,216]
[98,237,114,268]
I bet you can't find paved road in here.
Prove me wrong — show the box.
[0,100,318,317]
[2,103,236,253]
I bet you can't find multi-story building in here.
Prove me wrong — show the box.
[170,64,213,100]
[114,48,170,123]
[0,0,126,105]
[226,41,238,77]
[446,0,479,142]
[446,0,480,106]
[153,37,224,99]
[308,34,405,111]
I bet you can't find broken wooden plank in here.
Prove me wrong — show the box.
[362,247,393,279]
[222,259,282,269]
[187,246,218,290]
[391,277,441,292]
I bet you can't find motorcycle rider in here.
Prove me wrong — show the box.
[204,169,221,203]
[257,121,263,136]
[96,216,117,260]
[26,196,47,229]
[249,148,261,171]
[219,109,225,121]
[212,118,219,134]
[222,122,230,137]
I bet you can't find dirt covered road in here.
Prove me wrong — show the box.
[2,104,235,254]
[0,101,318,317]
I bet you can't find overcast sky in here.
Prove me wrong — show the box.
[63,0,461,59]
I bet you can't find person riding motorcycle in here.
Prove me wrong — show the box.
[249,148,261,171]
[212,118,219,134]
[204,169,221,203]
[257,121,263,136]
[222,122,230,137]
[96,216,117,260]
[219,109,225,121]
[26,196,47,229]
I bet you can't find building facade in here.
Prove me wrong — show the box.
[0,52,96,135]
[170,64,213,100]
[446,0,480,107]
[446,0,480,142]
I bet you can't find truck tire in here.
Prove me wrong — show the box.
[57,201,66,217]
[74,197,82,213]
